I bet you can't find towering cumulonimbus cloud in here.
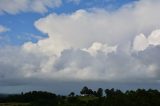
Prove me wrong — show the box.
[0,0,160,85]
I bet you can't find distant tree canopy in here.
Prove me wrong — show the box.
[80,86,104,97]
[0,87,160,106]
[68,92,75,97]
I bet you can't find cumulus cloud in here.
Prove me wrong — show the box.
[148,29,160,46]
[133,29,160,51]
[1,0,160,86]
[0,25,9,33]
[0,0,61,14]
[133,33,149,51]
[83,42,117,56]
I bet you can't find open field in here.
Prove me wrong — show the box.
[0,103,29,106]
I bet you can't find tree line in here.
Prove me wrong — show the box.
[0,87,160,106]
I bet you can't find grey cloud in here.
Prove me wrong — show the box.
[54,49,93,70]
[52,45,160,82]
[133,46,160,79]
[0,45,160,92]
[0,46,48,80]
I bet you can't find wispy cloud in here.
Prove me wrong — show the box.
[0,0,62,14]
[0,25,9,33]
[67,0,81,4]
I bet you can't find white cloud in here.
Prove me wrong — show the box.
[83,42,117,56]
[148,29,160,46]
[133,29,160,51]
[21,0,160,82]
[0,25,9,33]
[133,33,149,51]
[1,0,160,85]
[0,0,62,14]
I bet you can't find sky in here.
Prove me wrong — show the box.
[0,0,160,94]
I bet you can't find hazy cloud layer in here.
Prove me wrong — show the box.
[1,0,160,86]
[0,0,62,14]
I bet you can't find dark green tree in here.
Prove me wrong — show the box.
[68,92,75,97]
[88,89,93,96]
[97,88,103,97]
[80,86,89,95]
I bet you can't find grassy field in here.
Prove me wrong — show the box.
[0,103,29,106]
[78,96,98,102]
[0,96,97,106]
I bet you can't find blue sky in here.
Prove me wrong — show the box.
[0,0,138,45]
[1,0,160,94]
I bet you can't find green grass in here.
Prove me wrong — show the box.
[0,103,30,106]
[0,96,97,106]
